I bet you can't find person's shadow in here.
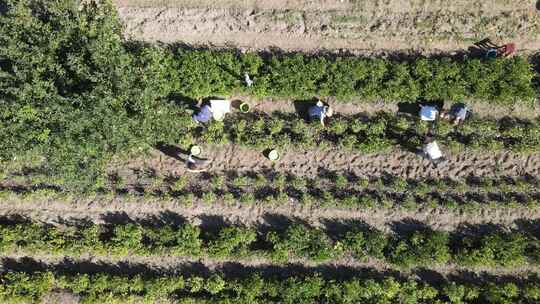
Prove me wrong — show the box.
[293,98,318,121]
[397,102,420,116]
[156,143,189,162]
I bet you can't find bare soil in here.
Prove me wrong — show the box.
[142,145,540,180]
[114,0,540,53]
[1,194,538,233]
[235,97,540,119]
[3,254,539,284]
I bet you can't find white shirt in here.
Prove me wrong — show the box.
[420,106,438,121]
[424,141,443,160]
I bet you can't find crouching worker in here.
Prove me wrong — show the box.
[186,154,211,173]
[308,101,334,127]
[192,100,231,123]
[192,104,213,123]
[422,136,445,165]
[441,104,469,125]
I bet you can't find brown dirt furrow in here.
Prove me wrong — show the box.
[235,97,540,119]
[114,0,536,12]
[2,254,538,279]
[115,2,540,53]
[142,146,540,180]
[1,195,538,232]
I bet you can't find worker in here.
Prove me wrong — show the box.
[308,101,334,127]
[192,99,231,123]
[441,104,469,125]
[422,136,445,164]
[186,154,211,173]
[245,73,254,87]
[419,104,439,121]
[192,104,213,123]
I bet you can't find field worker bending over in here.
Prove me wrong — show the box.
[193,100,231,123]
[422,136,445,165]
[309,101,334,127]
[419,105,439,121]
[441,104,469,125]
[193,104,213,123]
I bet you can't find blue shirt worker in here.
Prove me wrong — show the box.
[308,101,334,127]
[441,105,469,125]
[451,105,469,125]
[192,105,213,123]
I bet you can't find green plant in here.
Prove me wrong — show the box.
[208,226,257,258]
[389,229,450,267]
[268,224,336,262]
[0,269,537,304]
[453,230,528,267]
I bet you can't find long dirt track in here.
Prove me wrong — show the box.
[114,0,540,53]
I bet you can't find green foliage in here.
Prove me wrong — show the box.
[343,228,388,260]
[110,223,144,255]
[0,270,537,304]
[388,229,450,267]
[208,226,257,258]
[268,224,336,262]
[0,0,194,191]
[453,229,529,267]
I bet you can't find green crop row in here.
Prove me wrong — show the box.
[5,171,539,212]
[1,219,539,268]
[1,269,539,304]
[1,0,539,190]
[196,112,540,154]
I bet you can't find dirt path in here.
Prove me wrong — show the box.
[3,254,538,282]
[1,194,538,232]
[236,97,540,119]
[114,0,540,53]
[142,145,540,180]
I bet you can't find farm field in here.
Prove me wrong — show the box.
[1,0,540,303]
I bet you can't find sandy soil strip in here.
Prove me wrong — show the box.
[141,146,540,180]
[235,97,540,119]
[1,195,538,232]
[114,0,540,53]
[2,254,538,281]
[114,0,536,12]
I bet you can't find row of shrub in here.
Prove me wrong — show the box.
[1,269,539,304]
[197,112,540,154]
[115,170,539,211]
[1,219,539,268]
[6,171,539,212]
[1,0,539,190]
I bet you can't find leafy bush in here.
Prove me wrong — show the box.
[453,230,529,267]
[267,224,336,262]
[0,270,538,304]
[1,219,537,269]
[343,228,388,260]
[388,229,451,267]
[208,226,257,258]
